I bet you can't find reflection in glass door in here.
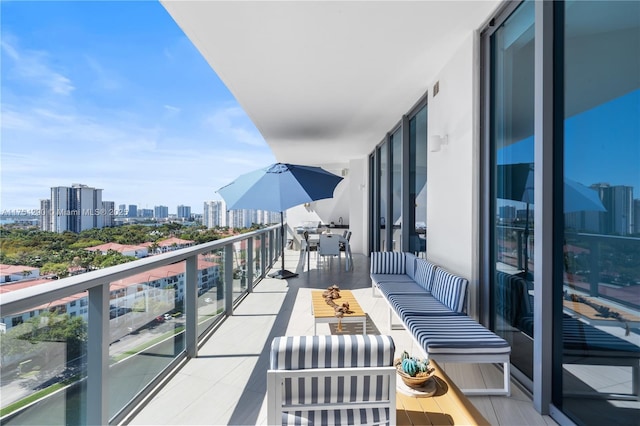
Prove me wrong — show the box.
[488,0,535,382]
[379,142,389,251]
[558,1,640,424]
[410,106,427,257]
[391,128,402,251]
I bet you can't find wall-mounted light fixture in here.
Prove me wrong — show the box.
[303,202,311,208]
[429,134,449,152]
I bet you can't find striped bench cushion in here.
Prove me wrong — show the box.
[370,273,416,287]
[404,252,417,280]
[386,293,460,322]
[414,259,438,292]
[563,315,640,357]
[431,268,468,313]
[404,315,511,355]
[495,271,532,327]
[376,280,430,298]
[282,408,390,426]
[370,252,406,275]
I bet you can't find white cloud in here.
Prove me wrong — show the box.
[1,102,275,210]
[1,35,275,212]
[1,36,75,96]
[206,106,267,148]
[163,104,181,118]
[84,56,121,91]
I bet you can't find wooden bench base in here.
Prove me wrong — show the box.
[396,360,490,425]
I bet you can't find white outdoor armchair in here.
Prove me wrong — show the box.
[267,335,397,426]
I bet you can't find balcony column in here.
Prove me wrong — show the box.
[247,237,254,292]
[225,244,233,315]
[185,255,198,358]
[87,283,110,426]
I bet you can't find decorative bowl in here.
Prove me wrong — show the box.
[394,358,433,388]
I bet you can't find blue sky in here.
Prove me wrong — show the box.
[1,1,275,214]
[498,89,640,197]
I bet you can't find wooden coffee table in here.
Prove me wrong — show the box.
[311,289,367,334]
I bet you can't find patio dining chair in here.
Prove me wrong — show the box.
[302,230,318,270]
[317,233,341,268]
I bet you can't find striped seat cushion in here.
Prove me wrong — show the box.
[404,315,511,355]
[370,273,416,287]
[370,252,406,275]
[430,268,468,313]
[270,335,395,369]
[376,280,430,298]
[386,293,461,322]
[414,259,438,292]
[282,408,390,426]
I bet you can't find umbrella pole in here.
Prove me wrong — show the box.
[268,211,298,280]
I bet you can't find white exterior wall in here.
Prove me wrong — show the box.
[426,33,480,317]
[348,158,367,254]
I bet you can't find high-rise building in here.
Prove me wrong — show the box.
[118,204,127,216]
[50,183,104,233]
[634,199,640,235]
[102,201,115,227]
[139,209,153,218]
[39,199,51,232]
[225,208,279,228]
[203,201,227,228]
[128,205,138,218]
[590,183,634,235]
[154,205,169,219]
[177,205,191,219]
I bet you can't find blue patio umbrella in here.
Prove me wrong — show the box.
[217,163,343,279]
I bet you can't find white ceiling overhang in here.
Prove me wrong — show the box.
[161,1,501,165]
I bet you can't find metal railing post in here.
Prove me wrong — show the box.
[87,283,109,426]
[247,237,254,292]
[185,255,198,358]
[588,237,600,297]
[269,230,274,268]
[224,244,233,315]
[261,235,267,278]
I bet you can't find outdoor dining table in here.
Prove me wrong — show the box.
[307,233,352,271]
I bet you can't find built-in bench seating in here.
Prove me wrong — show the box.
[371,252,511,396]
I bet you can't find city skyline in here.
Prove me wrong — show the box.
[1,1,275,212]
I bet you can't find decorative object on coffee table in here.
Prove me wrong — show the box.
[321,284,354,332]
[311,288,366,334]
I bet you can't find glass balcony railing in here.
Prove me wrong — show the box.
[0,225,282,425]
